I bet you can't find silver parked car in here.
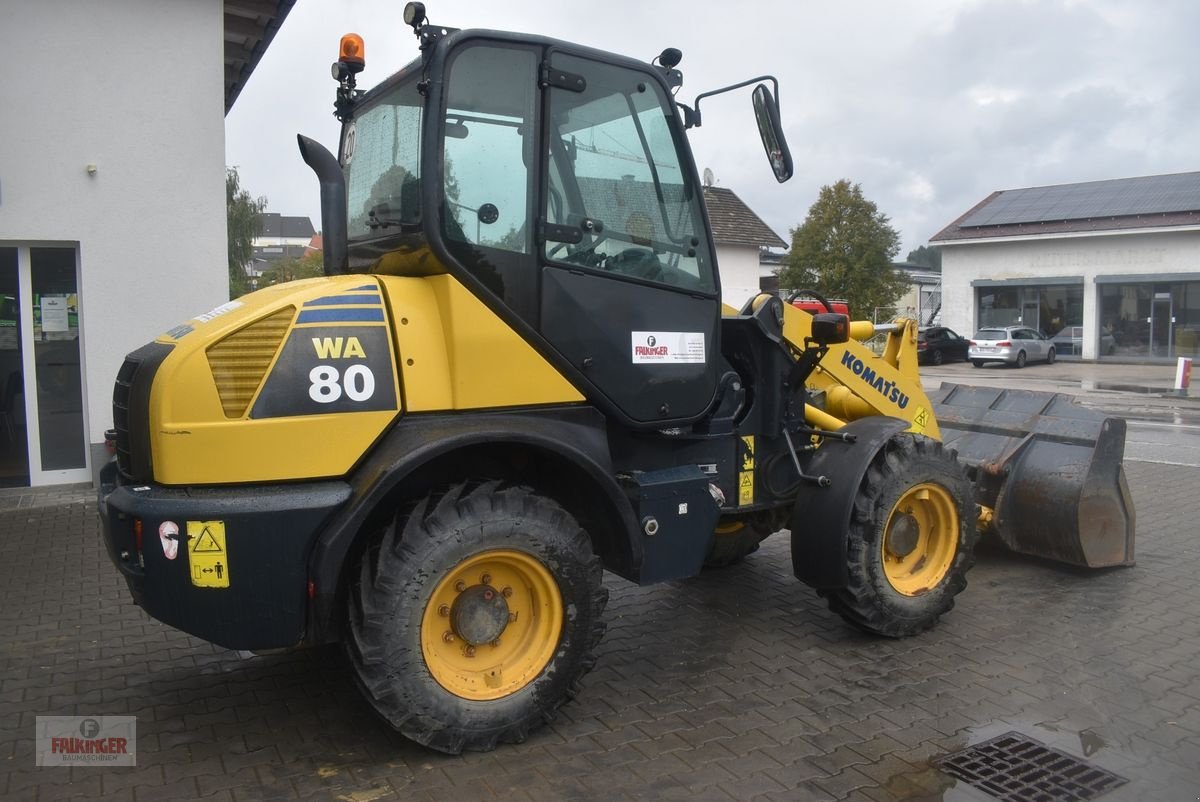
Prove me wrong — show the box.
[969,326,1056,368]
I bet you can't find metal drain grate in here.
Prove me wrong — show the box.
[933,731,1128,802]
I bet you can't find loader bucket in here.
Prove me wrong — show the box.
[929,384,1135,568]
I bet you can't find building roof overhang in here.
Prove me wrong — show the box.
[225,0,296,115]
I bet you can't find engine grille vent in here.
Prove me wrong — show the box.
[112,358,139,478]
[206,306,295,418]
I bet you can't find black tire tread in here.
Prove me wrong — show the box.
[818,435,976,638]
[345,482,608,754]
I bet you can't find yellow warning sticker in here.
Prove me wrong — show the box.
[741,436,755,470]
[738,470,754,506]
[187,521,229,589]
[913,406,930,432]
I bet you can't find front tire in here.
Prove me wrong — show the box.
[818,435,976,638]
[346,482,608,754]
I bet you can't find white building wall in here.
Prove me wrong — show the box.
[940,229,1200,359]
[716,244,763,308]
[0,1,228,462]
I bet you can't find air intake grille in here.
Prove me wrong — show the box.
[112,358,138,478]
[206,306,295,418]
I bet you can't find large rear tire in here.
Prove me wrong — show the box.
[346,482,607,754]
[819,435,976,638]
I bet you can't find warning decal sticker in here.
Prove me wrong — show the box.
[738,436,755,506]
[631,331,706,364]
[187,521,229,589]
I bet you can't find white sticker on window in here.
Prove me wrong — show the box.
[631,332,706,364]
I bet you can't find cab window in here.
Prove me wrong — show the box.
[442,46,537,254]
[543,53,714,294]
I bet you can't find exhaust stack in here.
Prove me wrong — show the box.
[297,135,348,276]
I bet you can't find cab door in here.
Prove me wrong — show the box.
[537,51,720,427]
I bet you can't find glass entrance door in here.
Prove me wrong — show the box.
[1151,294,1173,357]
[0,244,89,486]
[1021,299,1040,331]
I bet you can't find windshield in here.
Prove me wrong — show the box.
[343,73,424,240]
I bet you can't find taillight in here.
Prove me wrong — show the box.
[134,519,144,552]
[968,340,976,346]
[997,341,1012,347]
[917,342,927,350]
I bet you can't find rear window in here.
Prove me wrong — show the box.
[973,329,1006,340]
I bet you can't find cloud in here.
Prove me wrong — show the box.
[226,0,1200,256]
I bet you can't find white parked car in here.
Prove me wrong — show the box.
[969,326,1056,368]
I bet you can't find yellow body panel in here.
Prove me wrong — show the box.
[147,273,581,486]
[150,276,403,484]
[382,274,584,411]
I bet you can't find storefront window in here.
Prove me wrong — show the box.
[976,284,1083,355]
[1100,281,1200,359]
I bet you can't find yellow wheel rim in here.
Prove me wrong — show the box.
[880,483,959,596]
[420,549,563,701]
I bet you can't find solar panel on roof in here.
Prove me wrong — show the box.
[959,172,1200,227]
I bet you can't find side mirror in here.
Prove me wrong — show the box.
[810,313,850,346]
[752,84,793,183]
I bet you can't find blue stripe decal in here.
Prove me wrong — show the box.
[297,308,385,323]
[349,284,376,291]
[303,294,382,307]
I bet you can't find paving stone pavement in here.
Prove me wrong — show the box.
[2,462,1198,801]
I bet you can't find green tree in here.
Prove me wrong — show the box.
[227,167,266,298]
[260,250,324,286]
[779,180,907,319]
[906,244,942,270]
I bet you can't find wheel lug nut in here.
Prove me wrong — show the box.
[480,573,491,585]
[508,612,517,622]
[491,639,501,648]
[438,605,450,617]
[464,645,476,658]
[443,631,455,643]
[502,586,513,598]
[454,581,466,592]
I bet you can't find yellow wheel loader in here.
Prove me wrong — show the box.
[98,4,1133,754]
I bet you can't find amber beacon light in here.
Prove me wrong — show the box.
[339,33,365,70]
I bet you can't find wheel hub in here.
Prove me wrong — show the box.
[886,512,920,558]
[450,584,510,646]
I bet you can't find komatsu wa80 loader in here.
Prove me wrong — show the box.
[99,4,1134,753]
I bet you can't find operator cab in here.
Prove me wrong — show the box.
[313,3,793,429]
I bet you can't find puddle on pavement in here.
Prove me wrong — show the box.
[882,718,1133,802]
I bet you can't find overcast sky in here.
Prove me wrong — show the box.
[225,0,1200,257]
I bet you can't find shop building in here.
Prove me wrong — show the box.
[931,172,1200,361]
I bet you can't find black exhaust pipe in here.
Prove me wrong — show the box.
[297,134,348,276]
